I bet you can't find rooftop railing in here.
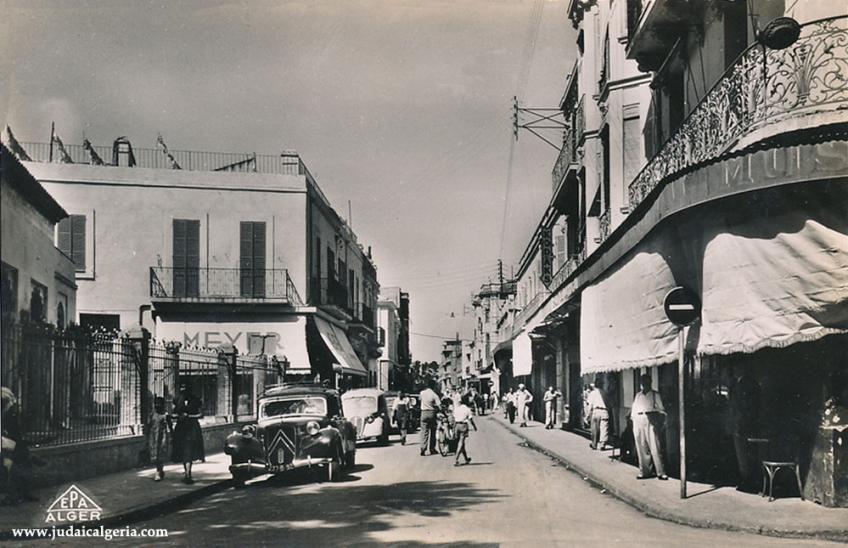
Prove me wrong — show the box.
[628,15,848,207]
[19,140,311,177]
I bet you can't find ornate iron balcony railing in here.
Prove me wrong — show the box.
[551,132,578,190]
[550,248,586,293]
[598,209,611,244]
[150,267,302,304]
[629,15,848,208]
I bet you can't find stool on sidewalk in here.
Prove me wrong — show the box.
[761,461,804,502]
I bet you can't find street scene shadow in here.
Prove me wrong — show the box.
[157,480,504,546]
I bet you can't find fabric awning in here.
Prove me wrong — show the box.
[580,189,848,373]
[493,339,513,356]
[580,248,679,375]
[313,317,368,377]
[512,328,533,377]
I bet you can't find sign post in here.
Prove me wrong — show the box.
[663,286,701,500]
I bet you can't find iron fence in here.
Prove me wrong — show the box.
[18,141,307,176]
[149,267,302,305]
[1,323,142,446]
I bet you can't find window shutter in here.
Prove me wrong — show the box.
[57,218,72,257]
[71,215,86,270]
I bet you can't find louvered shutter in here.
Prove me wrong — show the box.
[71,215,86,270]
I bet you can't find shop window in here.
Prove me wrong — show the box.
[79,313,120,332]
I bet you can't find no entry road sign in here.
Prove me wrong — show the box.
[664,286,701,326]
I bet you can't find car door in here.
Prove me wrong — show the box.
[333,395,356,452]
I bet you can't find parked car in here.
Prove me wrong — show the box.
[383,391,420,434]
[341,388,390,444]
[224,384,357,484]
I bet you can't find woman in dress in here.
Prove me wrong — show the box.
[172,383,205,484]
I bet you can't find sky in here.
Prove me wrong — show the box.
[1,0,575,362]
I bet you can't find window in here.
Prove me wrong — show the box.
[57,292,68,328]
[623,112,641,199]
[1,262,19,324]
[173,219,200,298]
[30,280,48,323]
[57,214,86,271]
[79,313,120,332]
[240,221,266,298]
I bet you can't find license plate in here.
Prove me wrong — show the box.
[269,464,294,472]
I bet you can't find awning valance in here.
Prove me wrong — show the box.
[580,188,848,373]
[580,248,679,375]
[313,317,368,377]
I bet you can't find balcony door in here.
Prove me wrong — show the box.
[240,221,266,298]
[173,219,199,298]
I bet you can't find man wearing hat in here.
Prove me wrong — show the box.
[630,374,668,480]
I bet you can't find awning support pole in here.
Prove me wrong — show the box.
[678,326,687,499]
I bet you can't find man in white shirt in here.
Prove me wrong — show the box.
[419,381,441,456]
[515,384,534,427]
[452,394,478,466]
[586,382,610,449]
[543,386,562,430]
[631,374,668,480]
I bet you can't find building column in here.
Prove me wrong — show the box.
[555,336,565,429]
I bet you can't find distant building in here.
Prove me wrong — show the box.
[18,138,380,389]
[439,338,463,392]
[471,280,516,396]
[1,144,76,328]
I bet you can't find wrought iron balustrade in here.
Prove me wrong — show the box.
[576,96,585,143]
[150,267,301,304]
[628,16,848,207]
[550,249,586,293]
[310,277,351,313]
[551,133,578,190]
[19,140,309,176]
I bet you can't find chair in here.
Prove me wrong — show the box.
[761,460,804,502]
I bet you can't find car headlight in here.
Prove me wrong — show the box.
[306,421,320,436]
[365,416,374,423]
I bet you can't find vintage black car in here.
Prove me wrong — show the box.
[224,384,357,483]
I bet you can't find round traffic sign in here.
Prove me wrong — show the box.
[663,286,701,326]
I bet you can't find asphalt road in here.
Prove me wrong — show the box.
[114,418,839,547]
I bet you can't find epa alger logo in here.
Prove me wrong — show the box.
[45,485,102,523]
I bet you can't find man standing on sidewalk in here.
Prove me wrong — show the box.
[631,374,668,480]
[587,381,611,449]
[515,384,533,427]
[419,381,440,456]
[543,386,562,430]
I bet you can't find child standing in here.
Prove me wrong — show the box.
[148,396,172,481]
[453,394,478,466]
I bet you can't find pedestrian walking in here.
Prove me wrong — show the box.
[391,391,412,445]
[482,393,489,416]
[172,383,205,484]
[419,380,440,456]
[631,374,668,480]
[148,396,172,481]
[453,394,478,466]
[587,381,611,449]
[505,388,517,423]
[543,386,562,430]
[491,391,499,412]
[515,383,533,427]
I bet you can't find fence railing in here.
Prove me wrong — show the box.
[18,140,309,176]
[0,322,287,448]
[310,277,351,313]
[150,267,302,305]
[1,323,141,446]
[628,15,848,207]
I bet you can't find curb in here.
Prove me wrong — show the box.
[492,417,848,544]
[0,478,234,541]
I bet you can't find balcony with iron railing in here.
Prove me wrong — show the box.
[551,131,579,192]
[513,286,550,331]
[350,301,376,329]
[310,277,352,315]
[597,209,611,244]
[149,267,302,305]
[18,140,316,179]
[628,16,848,208]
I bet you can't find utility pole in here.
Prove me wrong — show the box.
[498,259,504,285]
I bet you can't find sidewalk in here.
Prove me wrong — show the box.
[0,453,232,538]
[490,414,848,543]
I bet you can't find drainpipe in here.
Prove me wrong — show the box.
[138,304,152,328]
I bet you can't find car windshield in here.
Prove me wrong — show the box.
[262,396,327,418]
[342,396,378,416]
